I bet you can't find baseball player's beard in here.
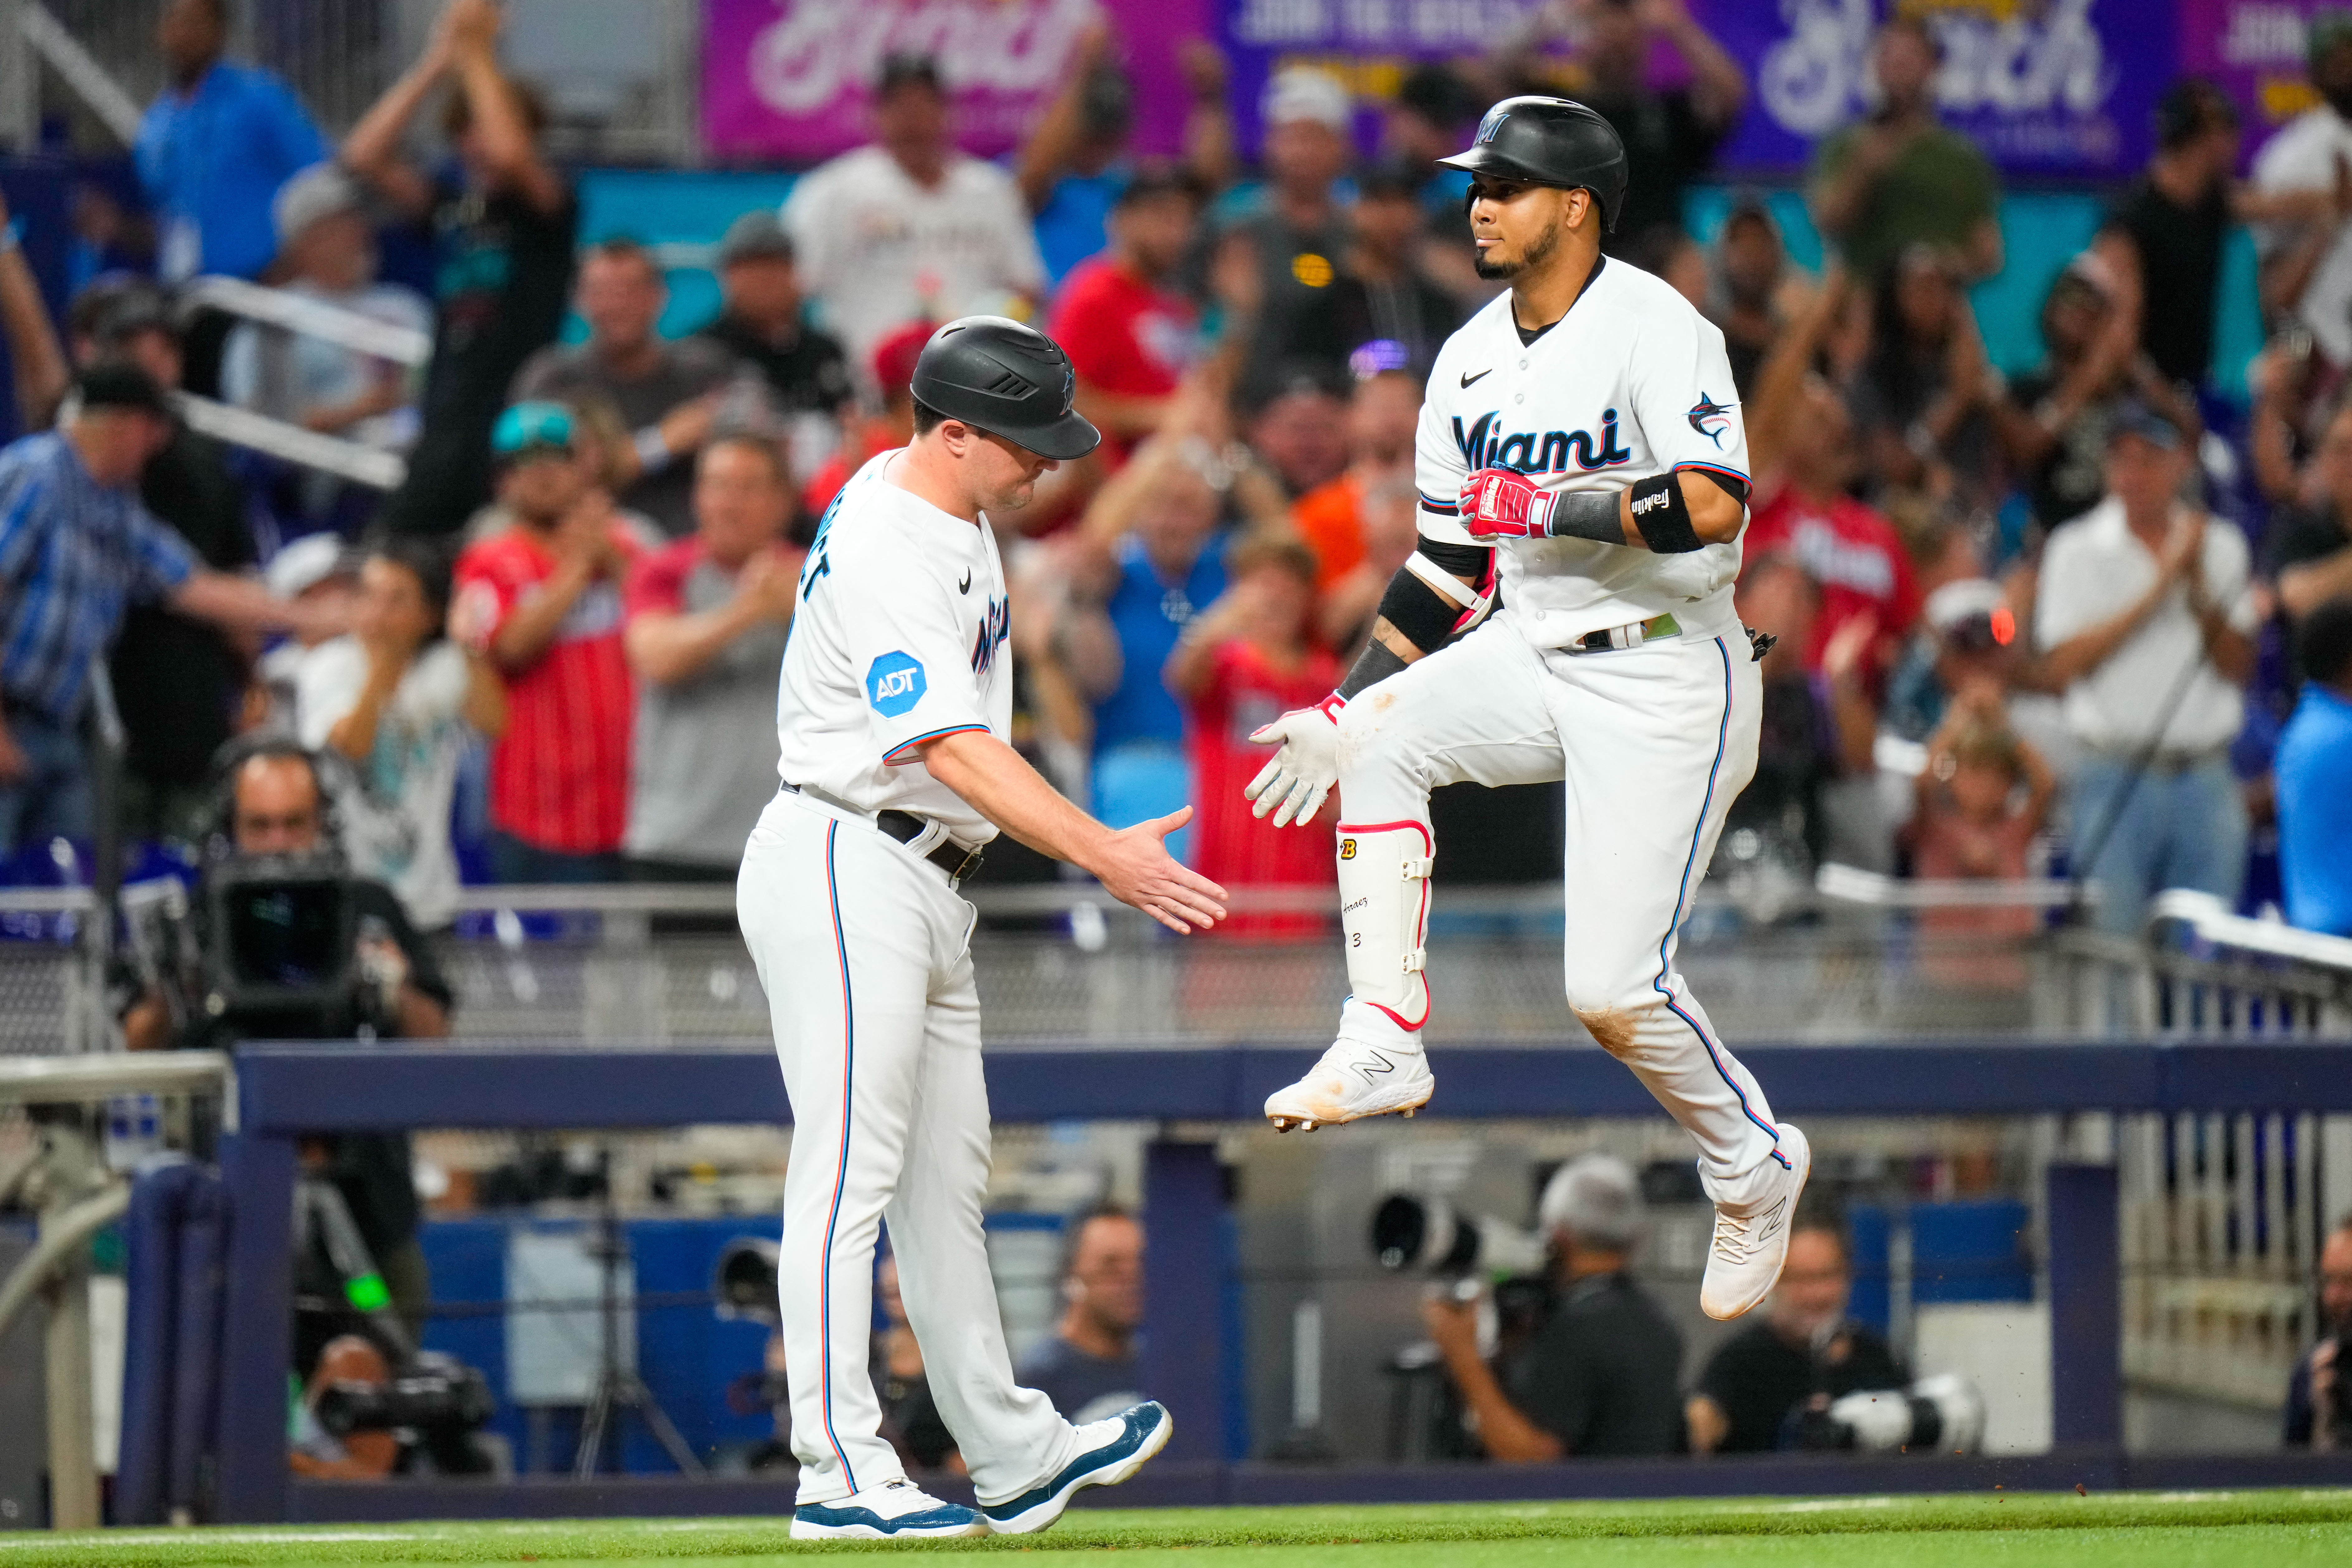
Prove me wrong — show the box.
[1474,216,1564,282]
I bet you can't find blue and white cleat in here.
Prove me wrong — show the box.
[789,1479,987,1540]
[979,1400,1174,1535]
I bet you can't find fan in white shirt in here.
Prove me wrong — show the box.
[295,541,506,930]
[782,55,1046,379]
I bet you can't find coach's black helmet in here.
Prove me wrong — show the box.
[911,316,1101,462]
[1440,96,1629,232]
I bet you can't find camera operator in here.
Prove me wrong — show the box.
[123,741,454,1345]
[1419,1154,1683,1460]
[1686,1208,1907,1453]
[2286,1215,2352,1448]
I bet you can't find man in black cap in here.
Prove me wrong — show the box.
[694,212,853,427]
[70,282,262,846]
[0,364,333,855]
[736,316,1219,1540]
[1288,159,1464,382]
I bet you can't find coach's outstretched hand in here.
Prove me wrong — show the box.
[1096,808,1228,934]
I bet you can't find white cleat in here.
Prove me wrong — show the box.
[1700,1121,1812,1321]
[1264,1038,1435,1132]
[789,1478,986,1540]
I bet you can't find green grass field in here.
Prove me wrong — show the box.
[6,1491,2352,1568]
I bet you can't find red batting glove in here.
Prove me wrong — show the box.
[1457,468,1555,538]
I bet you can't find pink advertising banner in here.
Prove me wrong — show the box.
[702,0,1209,164]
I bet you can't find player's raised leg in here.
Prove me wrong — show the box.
[738,800,985,1538]
[1264,621,1563,1130]
[1546,630,1808,1320]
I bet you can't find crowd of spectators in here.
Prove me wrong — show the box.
[0,0,2347,948]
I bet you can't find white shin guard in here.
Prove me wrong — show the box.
[1336,821,1434,1033]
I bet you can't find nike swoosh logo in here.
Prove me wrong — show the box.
[1460,369,1492,388]
[958,570,973,594]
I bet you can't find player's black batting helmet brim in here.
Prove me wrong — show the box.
[910,315,1102,462]
[1440,96,1630,232]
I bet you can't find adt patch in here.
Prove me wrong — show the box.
[867,651,927,717]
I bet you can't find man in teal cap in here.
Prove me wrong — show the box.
[451,401,644,882]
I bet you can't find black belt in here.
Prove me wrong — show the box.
[877,809,985,884]
[783,783,983,884]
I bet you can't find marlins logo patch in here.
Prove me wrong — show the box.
[1687,392,1735,449]
[1475,104,1510,143]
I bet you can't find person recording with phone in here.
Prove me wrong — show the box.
[122,742,454,1346]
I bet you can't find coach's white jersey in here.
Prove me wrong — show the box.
[1415,258,1750,648]
[774,450,1013,843]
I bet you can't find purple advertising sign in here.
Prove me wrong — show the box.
[1712,0,2165,174]
[2178,0,2334,161]
[1217,0,2171,177]
[703,0,1208,164]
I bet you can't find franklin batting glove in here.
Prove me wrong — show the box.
[1458,468,1556,539]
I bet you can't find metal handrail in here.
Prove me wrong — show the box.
[0,1049,230,1105]
[2145,889,2352,974]
[451,870,2096,922]
[1815,863,2088,910]
[179,275,433,367]
[175,393,406,490]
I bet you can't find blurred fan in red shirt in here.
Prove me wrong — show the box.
[451,402,641,881]
[800,320,932,519]
[1048,167,1204,462]
[1165,531,1339,937]
[1740,376,1922,693]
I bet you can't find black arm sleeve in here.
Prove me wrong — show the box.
[1335,636,1410,700]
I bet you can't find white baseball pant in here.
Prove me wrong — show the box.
[1334,617,1791,1204]
[737,789,1081,1505]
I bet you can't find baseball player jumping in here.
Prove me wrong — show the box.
[739,317,1222,1539]
[1247,99,1809,1321]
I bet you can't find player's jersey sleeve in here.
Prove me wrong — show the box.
[1412,371,1477,548]
[1628,303,1751,496]
[829,531,992,765]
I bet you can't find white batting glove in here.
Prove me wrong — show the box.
[1243,693,1345,828]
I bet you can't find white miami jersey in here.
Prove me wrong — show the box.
[1414,257,1750,649]
[774,450,1013,843]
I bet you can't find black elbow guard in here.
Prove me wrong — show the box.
[1627,473,1705,554]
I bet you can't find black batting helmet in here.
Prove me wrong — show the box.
[910,316,1101,462]
[1439,96,1629,232]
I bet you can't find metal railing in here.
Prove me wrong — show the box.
[170,273,432,490]
[0,1050,231,1529]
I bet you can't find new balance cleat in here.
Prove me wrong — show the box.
[1700,1121,1811,1321]
[979,1400,1173,1535]
[789,1479,986,1540]
[1264,1037,1435,1132]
